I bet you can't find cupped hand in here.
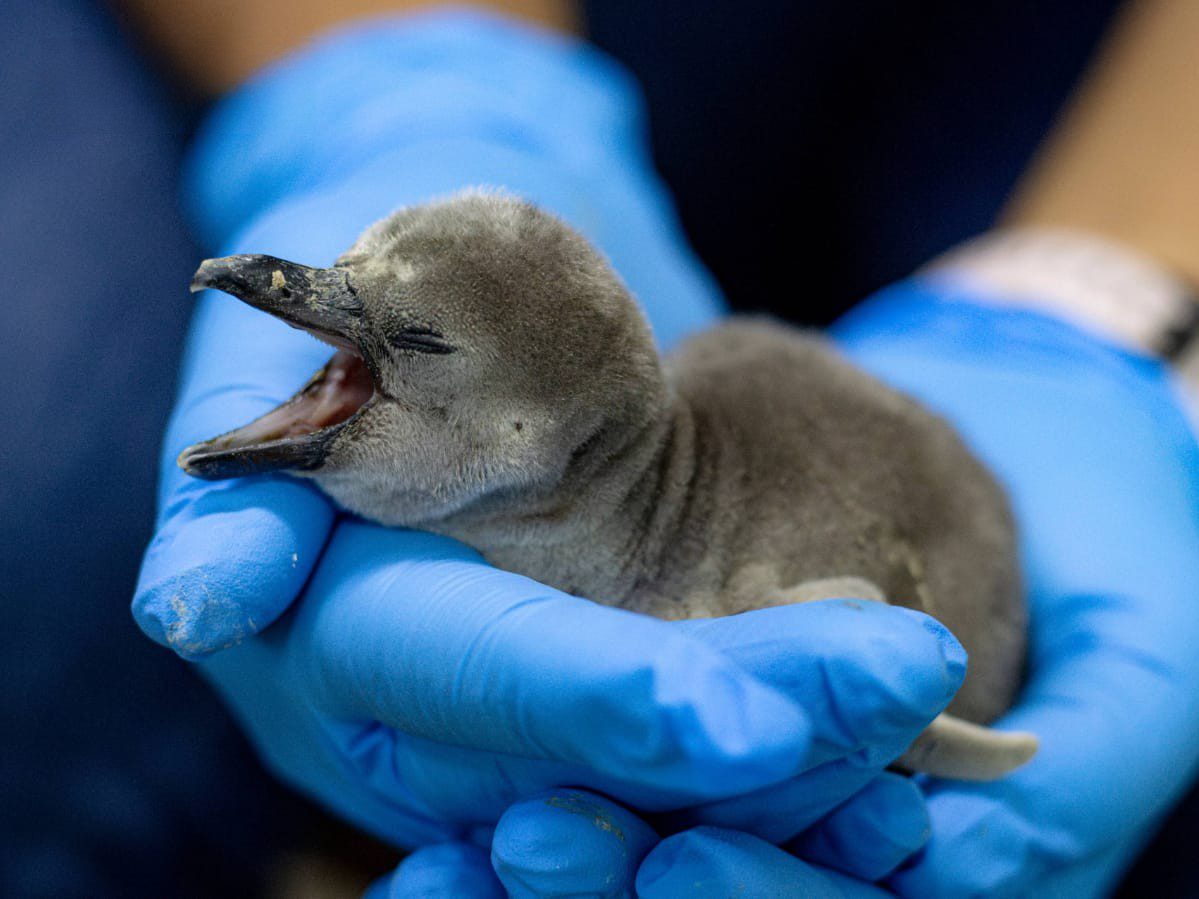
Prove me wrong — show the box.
[832,279,1199,896]
[191,516,963,849]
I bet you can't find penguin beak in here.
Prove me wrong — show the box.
[178,255,375,480]
[190,254,363,350]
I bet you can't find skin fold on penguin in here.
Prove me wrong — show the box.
[181,190,1037,781]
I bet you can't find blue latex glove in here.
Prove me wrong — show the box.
[133,11,964,857]
[835,280,1199,896]
[374,784,904,898]
[189,526,964,847]
[486,787,901,898]
[472,278,1199,898]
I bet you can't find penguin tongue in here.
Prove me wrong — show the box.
[177,350,373,479]
[229,351,372,443]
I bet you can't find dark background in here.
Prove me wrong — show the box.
[2,0,1190,895]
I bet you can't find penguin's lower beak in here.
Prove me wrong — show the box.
[177,255,374,480]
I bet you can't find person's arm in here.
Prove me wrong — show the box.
[115,0,578,92]
[921,0,1199,373]
[1005,0,1199,285]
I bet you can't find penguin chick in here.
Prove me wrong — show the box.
[181,190,1036,780]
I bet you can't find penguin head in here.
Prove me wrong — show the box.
[179,191,665,525]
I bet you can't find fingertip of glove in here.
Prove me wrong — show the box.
[792,602,967,733]
[863,774,932,854]
[131,572,258,658]
[863,604,968,711]
[132,483,333,656]
[491,790,656,898]
[912,611,968,695]
[385,843,505,899]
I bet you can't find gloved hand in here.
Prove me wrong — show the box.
[482,276,1199,896]
[393,596,962,898]
[202,540,961,856]
[836,280,1199,896]
[133,10,964,862]
[463,277,1199,898]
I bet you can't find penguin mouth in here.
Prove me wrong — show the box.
[177,349,376,480]
[177,252,379,480]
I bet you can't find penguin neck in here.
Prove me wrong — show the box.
[429,388,705,607]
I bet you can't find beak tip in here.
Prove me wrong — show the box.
[190,257,229,294]
[177,442,222,479]
[176,444,202,476]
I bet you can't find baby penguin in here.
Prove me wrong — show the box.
[182,191,1036,780]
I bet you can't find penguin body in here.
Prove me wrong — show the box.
[182,191,1035,778]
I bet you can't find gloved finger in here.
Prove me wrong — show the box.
[657,756,876,842]
[336,596,962,828]
[677,600,967,767]
[490,789,658,898]
[788,773,930,881]
[365,843,505,899]
[281,521,812,799]
[635,827,892,899]
[488,782,925,897]
[653,600,962,839]
[133,473,332,658]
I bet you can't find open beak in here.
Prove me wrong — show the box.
[178,254,375,480]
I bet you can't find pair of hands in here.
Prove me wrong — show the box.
[133,186,965,891]
[132,13,1199,895]
[135,255,1199,898]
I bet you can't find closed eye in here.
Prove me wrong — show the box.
[391,327,456,355]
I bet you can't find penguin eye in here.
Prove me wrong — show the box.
[389,326,456,355]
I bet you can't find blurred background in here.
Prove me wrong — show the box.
[6,0,1191,896]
